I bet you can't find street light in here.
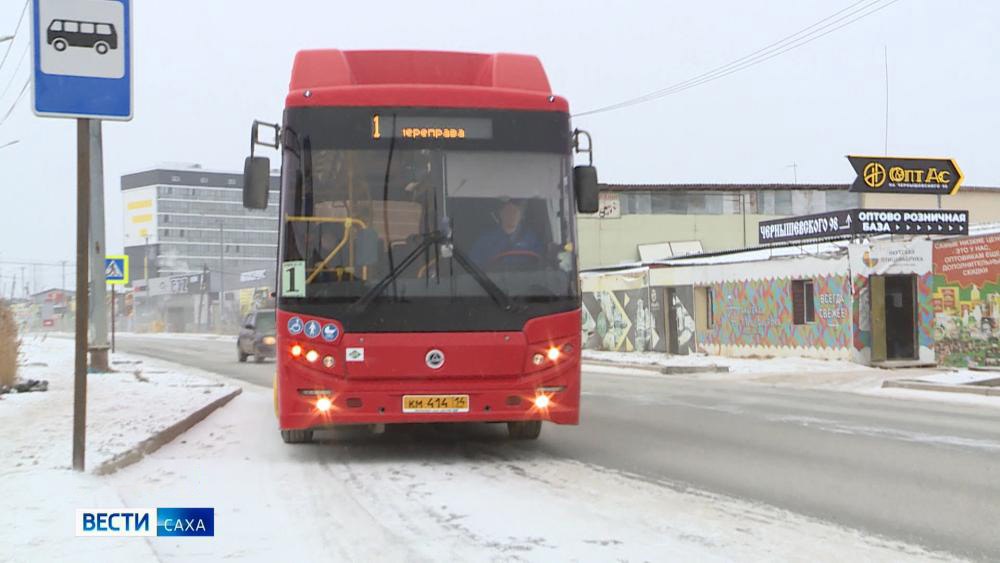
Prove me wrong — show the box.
[0,140,19,151]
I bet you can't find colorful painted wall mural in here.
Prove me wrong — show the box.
[933,234,1000,367]
[581,270,665,353]
[697,274,852,350]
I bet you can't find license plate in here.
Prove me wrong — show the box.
[402,394,469,413]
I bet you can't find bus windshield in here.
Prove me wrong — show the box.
[278,108,579,331]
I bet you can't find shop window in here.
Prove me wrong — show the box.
[792,279,815,325]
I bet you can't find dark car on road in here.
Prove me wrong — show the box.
[238,309,276,363]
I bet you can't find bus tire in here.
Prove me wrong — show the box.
[280,429,313,444]
[53,39,67,52]
[507,420,542,440]
[95,42,109,55]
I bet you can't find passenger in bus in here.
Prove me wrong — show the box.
[470,199,543,269]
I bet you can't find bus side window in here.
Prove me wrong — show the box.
[49,20,63,31]
[80,22,95,34]
[96,24,112,35]
[64,21,79,33]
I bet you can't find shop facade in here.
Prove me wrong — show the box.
[581,235,993,367]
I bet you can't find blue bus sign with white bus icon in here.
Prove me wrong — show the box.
[32,0,133,120]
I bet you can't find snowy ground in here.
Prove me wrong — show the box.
[583,349,1000,410]
[583,349,877,375]
[103,386,949,562]
[2,335,961,561]
[1,334,239,562]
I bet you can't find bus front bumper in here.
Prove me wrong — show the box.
[276,364,580,430]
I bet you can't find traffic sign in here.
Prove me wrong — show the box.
[105,255,128,285]
[32,0,133,120]
[759,208,968,245]
[847,156,963,195]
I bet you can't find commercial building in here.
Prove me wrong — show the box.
[581,225,1000,368]
[121,165,279,331]
[579,183,1000,269]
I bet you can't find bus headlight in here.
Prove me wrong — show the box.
[546,347,561,361]
[315,397,332,412]
[534,395,550,409]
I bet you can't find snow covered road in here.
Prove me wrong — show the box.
[92,334,1000,560]
[105,386,947,562]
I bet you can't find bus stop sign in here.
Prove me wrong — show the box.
[31,0,132,120]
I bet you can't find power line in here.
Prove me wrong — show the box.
[574,0,901,118]
[0,78,28,128]
[0,40,30,103]
[0,0,30,76]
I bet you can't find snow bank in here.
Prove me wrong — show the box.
[1,334,240,561]
[583,349,875,375]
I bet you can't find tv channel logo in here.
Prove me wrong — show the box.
[76,508,214,537]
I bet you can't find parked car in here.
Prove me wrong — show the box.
[237,309,276,363]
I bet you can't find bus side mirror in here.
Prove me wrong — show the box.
[243,156,270,210]
[574,165,600,214]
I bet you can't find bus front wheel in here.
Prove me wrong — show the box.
[53,39,67,52]
[95,42,109,55]
[280,429,313,444]
[507,420,542,440]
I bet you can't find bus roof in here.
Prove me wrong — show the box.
[286,49,568,112]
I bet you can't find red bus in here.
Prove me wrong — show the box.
[242,50,599,443]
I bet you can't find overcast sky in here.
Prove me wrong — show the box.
[0,0,997,291]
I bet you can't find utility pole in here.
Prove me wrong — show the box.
[786,163,798,184]
[73,119,91,472]
[88,120,110,372]
[218,222,225,330]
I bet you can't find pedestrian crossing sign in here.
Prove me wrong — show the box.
[105,255,129,285]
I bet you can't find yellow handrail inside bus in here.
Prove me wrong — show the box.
[285,215,369,284]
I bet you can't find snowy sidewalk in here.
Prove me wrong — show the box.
[583,349,1000,406]
[1,334,241,562]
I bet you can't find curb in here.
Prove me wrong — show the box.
[881,379,1000,397]
[93,387,242,476]
[583,359,662,372]
[583,359,730,375]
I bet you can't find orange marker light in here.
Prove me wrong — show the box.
[290,344,303,358]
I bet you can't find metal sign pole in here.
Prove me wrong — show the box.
[111,285,116,354]
[88,120,109,371]
[73,118,91,472]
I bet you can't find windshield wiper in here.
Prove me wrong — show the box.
[448,244,514,311]
[348,231,514,315]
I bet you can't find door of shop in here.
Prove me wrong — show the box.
[870,274,918,362]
